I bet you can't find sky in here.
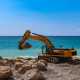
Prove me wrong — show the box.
[0,0,80,36]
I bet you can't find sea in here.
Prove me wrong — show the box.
[0,36,80,59]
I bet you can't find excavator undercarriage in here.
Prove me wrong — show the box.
[38,48,76,63]
[19,30,77,63]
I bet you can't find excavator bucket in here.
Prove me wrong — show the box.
[19,42,32,49]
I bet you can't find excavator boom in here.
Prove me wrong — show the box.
[19,30,54,49]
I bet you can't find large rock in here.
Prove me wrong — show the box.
[18,64,32,74]
[37,60,47,71]
[15,58,24,63]
[0,60,7,66]
[15,59,36,71]
[15,61,23,70]
[28,60,35,65]
[38,60,48,66]
[32,63,37,69]
[0,66,12,78]
[6,59,15,66]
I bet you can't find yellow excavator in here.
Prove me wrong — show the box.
[18,30,77,63]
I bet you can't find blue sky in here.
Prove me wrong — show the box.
[0,0,80,36]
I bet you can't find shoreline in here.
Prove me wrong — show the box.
[1,56,37,60]
[1,55,80,59]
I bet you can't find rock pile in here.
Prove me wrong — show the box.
[0,56,80,80]
[0,57,47,80]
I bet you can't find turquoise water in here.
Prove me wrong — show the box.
[0,36,80,58]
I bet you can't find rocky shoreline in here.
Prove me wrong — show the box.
[0,56,80,80]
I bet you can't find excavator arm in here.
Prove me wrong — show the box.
[19,30,54,50]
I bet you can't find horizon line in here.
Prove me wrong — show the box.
[0,35,80,37]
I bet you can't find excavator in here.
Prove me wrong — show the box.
[18,30,77,63]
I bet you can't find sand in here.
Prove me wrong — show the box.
[44,63,80,80]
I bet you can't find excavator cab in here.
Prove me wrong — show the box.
[42,45,53,54]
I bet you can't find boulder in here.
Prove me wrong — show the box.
[32,63,37,69]
[0,60,6,66]
[37,60,47,71]
[15,61,23,70]
[28,60,34,65]
[38,60,48,66]
[15,58,24,63]
[0,66,12,78]
[29,60,36,63]
[18,64,32,74]
[6,59,15,66]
